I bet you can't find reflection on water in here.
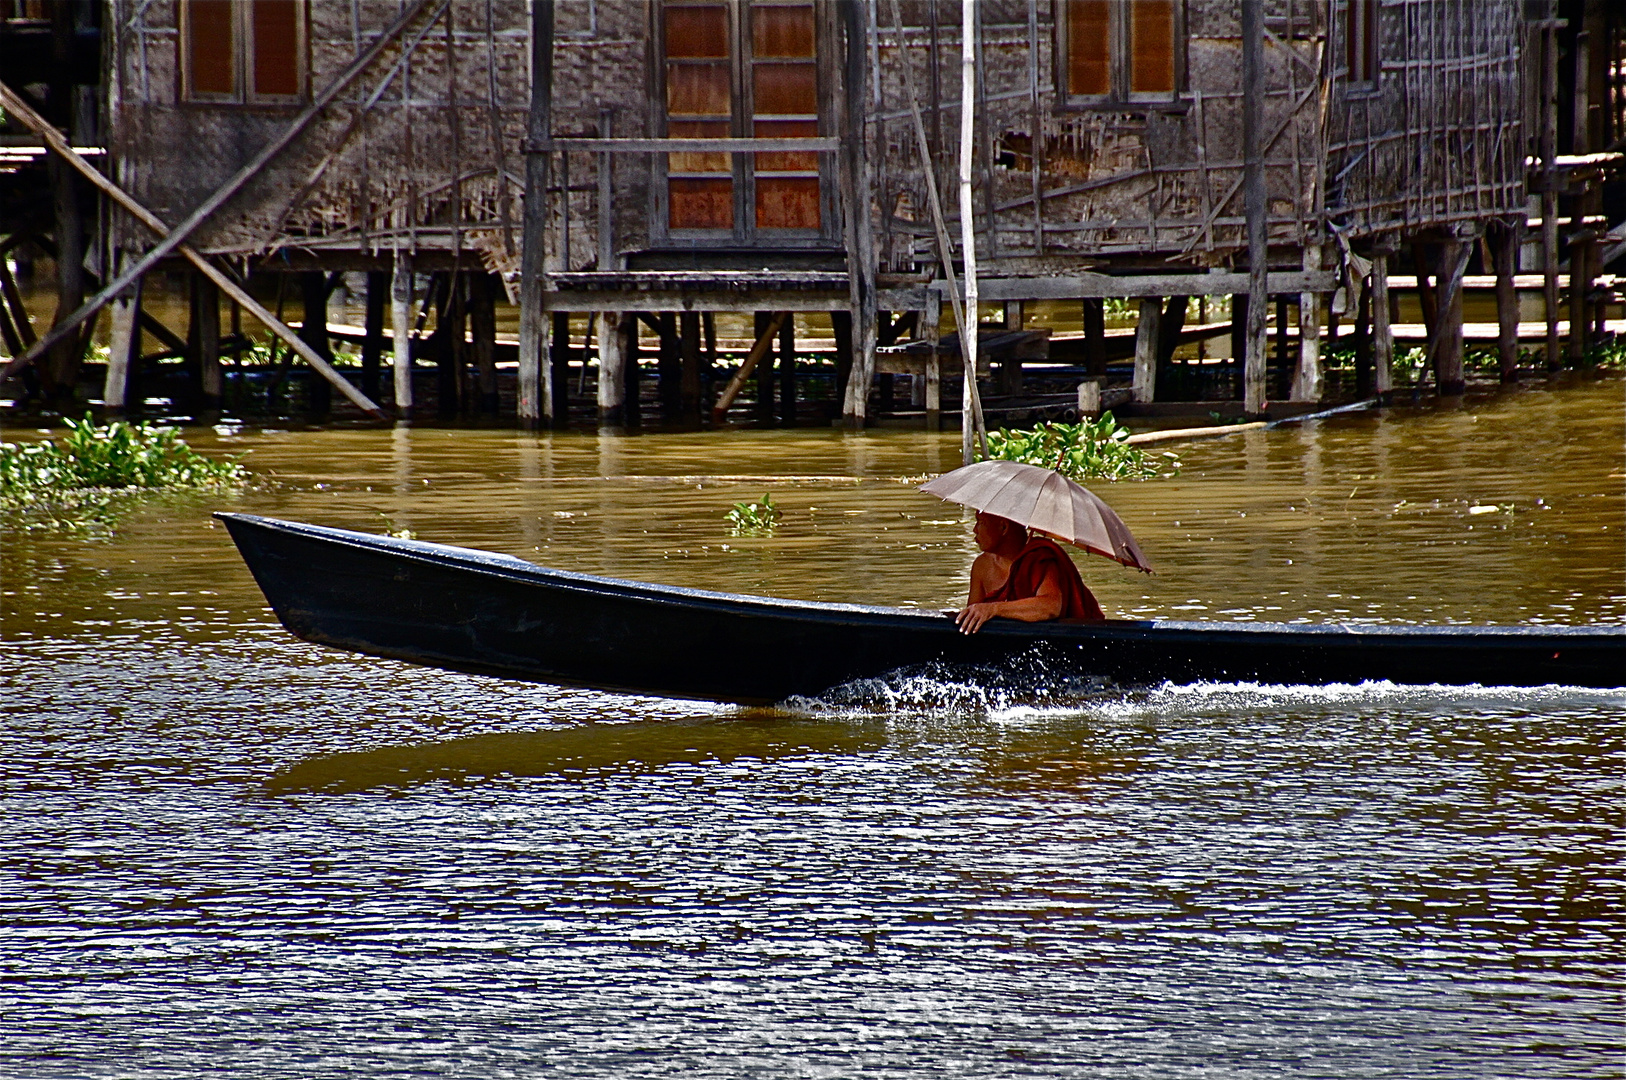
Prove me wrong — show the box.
[2,377,1623,1076]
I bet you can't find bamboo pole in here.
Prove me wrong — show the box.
[885,0,979,450]
[0,0,439,379]
[0,83,386,417]
[1371,249,1394,396]
[391,248,415,416]
[960,0,985,465]
[711,313,788,423]
[518,0,554,428]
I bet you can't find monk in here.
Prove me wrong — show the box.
[955,512,1106,634]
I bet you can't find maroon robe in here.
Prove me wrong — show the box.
[986,536,1106,622]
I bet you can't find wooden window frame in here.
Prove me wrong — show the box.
[651,0,836,247]
[1344,0,1381,94]
[178,0,308,106]
[1053,0,1187,112]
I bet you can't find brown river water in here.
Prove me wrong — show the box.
[2,376,1623,1076]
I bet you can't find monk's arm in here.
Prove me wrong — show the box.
[955,569,1065,634]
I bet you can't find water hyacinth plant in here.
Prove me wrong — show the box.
[0,416,248,515]
[981,412,1179,482]
[725,493,781,535]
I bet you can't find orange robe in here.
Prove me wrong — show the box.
[986,536,1106,622]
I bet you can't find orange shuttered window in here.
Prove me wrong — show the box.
[182,0,303,103]
[751,1,819,230]
[251,0,302,99]
[1065,0,1110,97]
[1128,0,1175,95]
[665,2,734,230]
[186,0,237,99]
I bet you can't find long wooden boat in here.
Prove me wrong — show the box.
[217,513,1626,703]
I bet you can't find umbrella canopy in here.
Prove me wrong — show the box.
[919,460,1153,573]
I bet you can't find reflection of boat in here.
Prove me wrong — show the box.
[217,513,1626,704]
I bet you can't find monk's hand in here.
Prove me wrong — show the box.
[956,602,999,635]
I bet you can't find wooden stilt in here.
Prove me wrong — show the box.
[1492,221,1520,383]
[438,276,467,418]
[622,315,641,426]
[103,255,139,413]
[550,311,571,425]
[1275,297,1291,397]
[1568,233,1592,364]
[1437,247,1467,396]
[1230,293,1247,400]
[831,310,853,405]
[923,288,942,428]
[1371,249,1394,396]
[1156,294,1188,395]
[755,311,777,424]
[1241,0,1268,418]
[468,273,499,414]
[1082,297,1106,377]
[391,250,415,417]
[518,0,554,427]
[300,271,332,416]
[713,312,786,424]
[1292,245,1322,402]
[596,310,625,425]
[1132,298,1160,403]
[1353,277,1373,396]
[362,270,387,402]
[197,273,222,412]
[679,311,702,424]
[656,313,680,421]
[777,312,796,427]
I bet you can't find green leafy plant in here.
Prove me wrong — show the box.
[726,492,781,535]
[0,415,248,513]
[981,411,1179,482]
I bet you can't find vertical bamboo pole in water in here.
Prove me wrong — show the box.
[959,0,982,465]
[1242,0,1269,417]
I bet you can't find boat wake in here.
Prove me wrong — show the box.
[783,646,1626,720]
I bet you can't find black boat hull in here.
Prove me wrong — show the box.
[217,514,1626,704]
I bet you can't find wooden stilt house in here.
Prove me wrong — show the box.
[32,0,1618,425]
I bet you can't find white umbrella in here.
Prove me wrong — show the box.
[919,460,1153,573]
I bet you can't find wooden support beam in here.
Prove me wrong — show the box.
[1492,223,1520,383]
[362,270,387,402]
[1371,250,1394,396]
[1242,0,1267,417]
[957,0,986,461]
[300,271,333,416]
[517,0,554,427]
[1292,250,1322,403]
[1132,298,1161,404]
[1083,297,1106,376]
[596,311,625,424]
[841,0,878,428]
[923,288,942,427]
[1428,239,1472,395]
[713,312,787,424]
[468,272,499,415]
[679,311,702,424]
[195,273,222,411]
[391,251,415,416]
[778,312,796,427]
[102,255,138,412]
[550,311,571,423]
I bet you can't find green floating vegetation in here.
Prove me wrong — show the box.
[981,411,1180,482]
[726,492,781,535]
[0,416,248,528]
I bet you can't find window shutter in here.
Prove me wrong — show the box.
[251,0,302,99]
[186,0,237,99]
[1128,0,1175,96]
[1065,0,1111,97]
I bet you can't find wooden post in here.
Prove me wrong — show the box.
[103,255,139,413]
[840,0,877,427]
[1275,298,1290,396]
[1568,234,1592,364]
[1242,0,1268,417]
[754,310,776,424]
[1292,247,1322,402]
[1229,293,1247,398]
[1540,20,1560,372]
[518,0,554,427]
[923,289,942,428]
[596,310,625,425]
[777,312,796,426]
[1353,277,1373,396]
[1132,299,1160,403]
[655,312,681,421]
[831,310,854,403]
[391,250,415,417]
[551,311,572,424]
[1436,244,1466,395]
[197,273,222,411]
[622,315,641,426]
[679,310,702,424]
[1371,248,1394,396]
[299,271,332,416]
[362,270,387,402]
[1083,297,1106,376]
[1077,379,1101,417]
[712,312,787,423]
[1492,220,1520,383]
